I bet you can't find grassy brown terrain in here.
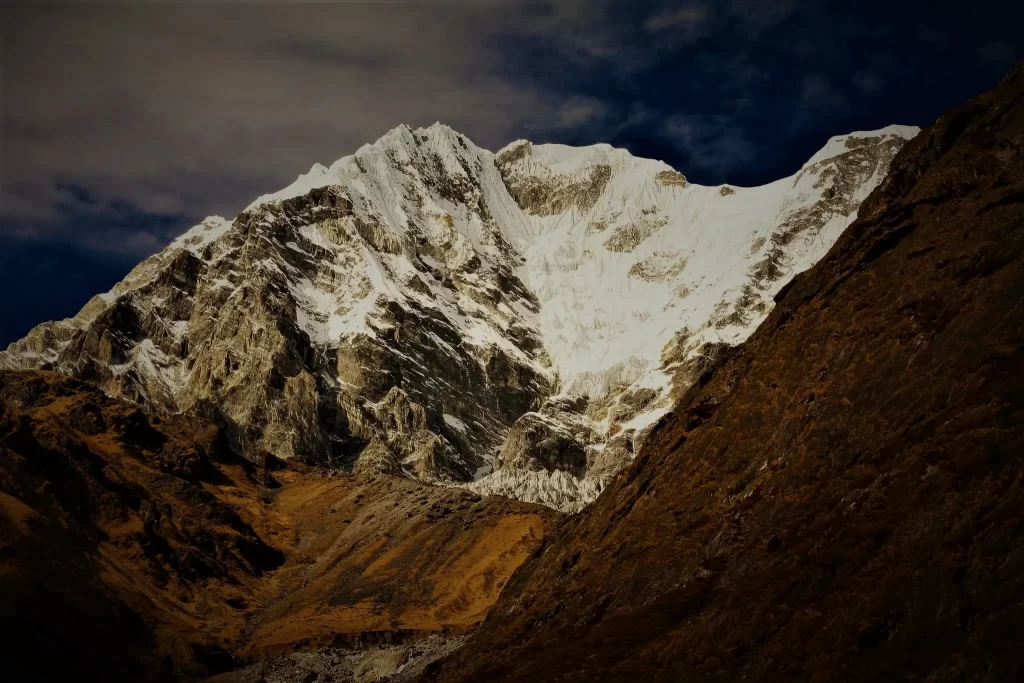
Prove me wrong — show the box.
[420,62,1024,683]
[241,472,547,655]
[0,370,555,681]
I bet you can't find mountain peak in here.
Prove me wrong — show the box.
[1,123,918,511]
[803,124,920,168]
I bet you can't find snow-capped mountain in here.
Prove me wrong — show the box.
[0,122,917,510]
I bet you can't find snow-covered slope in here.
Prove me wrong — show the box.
[1,122,917,510]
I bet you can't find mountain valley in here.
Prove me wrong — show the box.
[0,370,553,681]
[2,48,1022,683]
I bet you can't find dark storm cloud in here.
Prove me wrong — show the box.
[0,0,1022,345]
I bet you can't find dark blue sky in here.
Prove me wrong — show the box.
[1,0,1021,346]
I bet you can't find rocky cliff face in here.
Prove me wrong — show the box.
[419,62,1024,682]
[0,122,916,510]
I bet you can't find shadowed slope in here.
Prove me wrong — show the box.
[0,371,555,681]
[421,62,1024,683]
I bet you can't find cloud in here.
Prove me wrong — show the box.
[2,0,1022,260]
[660,114,756,176]
[0,1,603,253]
[724,0,797,31]
[3,177,189,257]
[800,74,848,112]
[555,97,610,129]
[852,70,884,95]
[644,3,712,38]
[643,0,800,42]
[516,0,627,61]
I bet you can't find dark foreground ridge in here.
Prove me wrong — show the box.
[421,61,1024,683]
[0,371,555,682]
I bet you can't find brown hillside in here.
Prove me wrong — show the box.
[0,370,554,682]
[421,62,1024,682]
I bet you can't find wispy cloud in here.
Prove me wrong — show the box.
[660,114,756,177]
[852,70,884,95]
[800,74,848,111]
[644,3,712,39]
[555,97,610,129]
[725,0,797,31]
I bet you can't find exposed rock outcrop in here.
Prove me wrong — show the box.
[493,396,595,477]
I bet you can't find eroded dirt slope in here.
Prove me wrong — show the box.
[421,62,1024,683]
[0,370,554,682]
